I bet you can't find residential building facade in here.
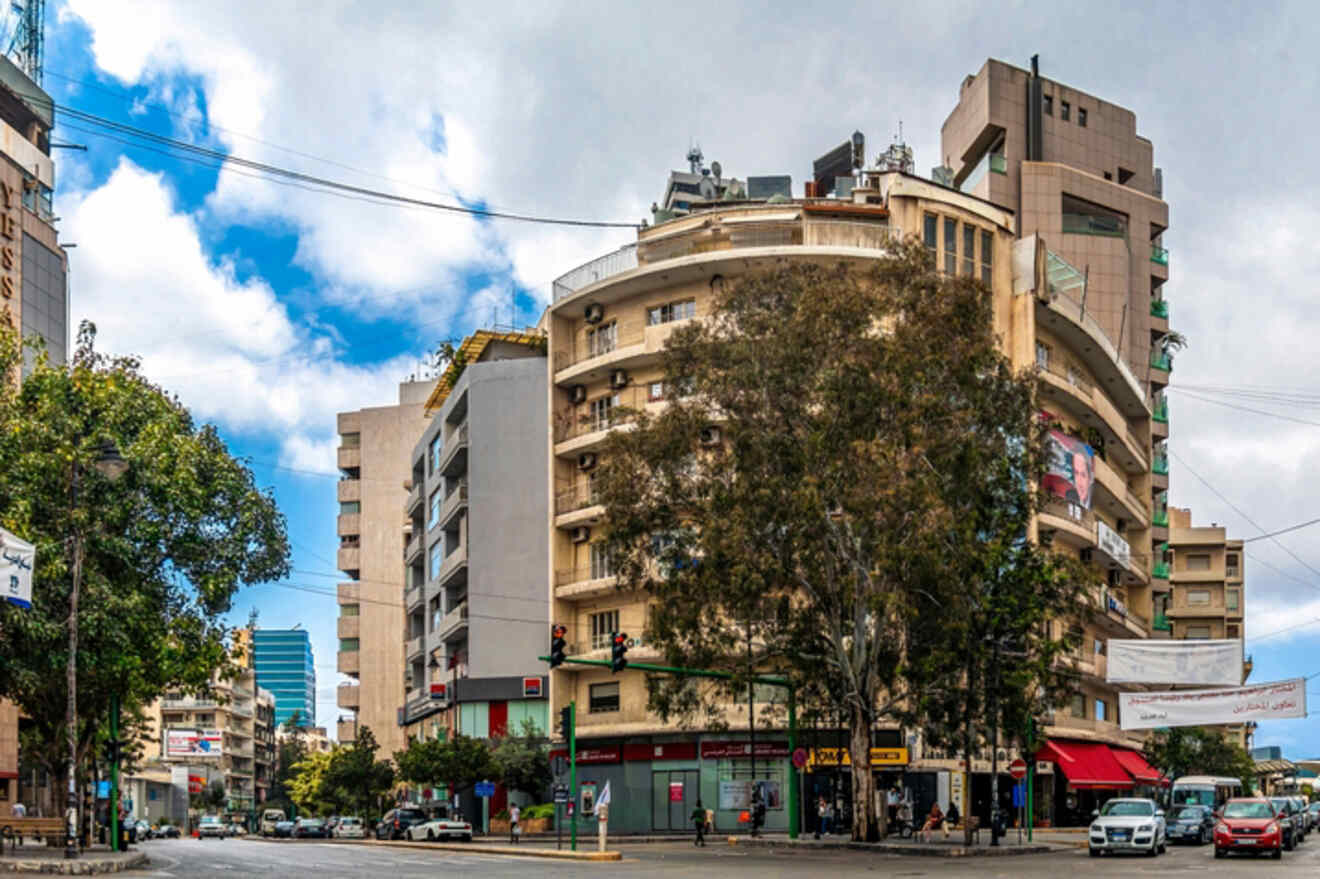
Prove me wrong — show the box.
[399,330,550,822]
[335,380,431,753]
[251,628,316,729]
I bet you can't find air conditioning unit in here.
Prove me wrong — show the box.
[699,426,722,446]
[570,385,588,404]
[584,303,605,324]
[571,526,591,544]
[1079,548,1093,563]
[577,453,598,471]
[610,369,629,389]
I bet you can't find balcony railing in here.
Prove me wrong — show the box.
[440,600,469,638]
[1153,613,1172,631]
[552,244,639,302]
[1150,298,1169,319]
[554,388,648,443]
[1152,561,1171,579]
[1152,398,1169,423]
[554,320,646,373]
[802,220,901,250]
[1227,565,1241,578]
[1040,497,1096,531]
[1153,509,1170,528]
[1150,350,1172,372]
[1151,244,1169,266]
[1038,357,1093,396]
[1152,454,1169,475]
[555,481,600,515]
[555,566,616,588]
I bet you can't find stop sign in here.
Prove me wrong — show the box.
[1009,758,1028,780]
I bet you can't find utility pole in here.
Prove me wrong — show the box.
[110,694,120,852]
[990,636,1000,847]
[569,700,577,852]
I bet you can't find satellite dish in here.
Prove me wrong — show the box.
[711,161,722,183]
[698,176,717,200]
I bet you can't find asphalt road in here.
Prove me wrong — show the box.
[117,835,1320,878]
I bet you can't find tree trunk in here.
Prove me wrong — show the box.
[848,704,876,842]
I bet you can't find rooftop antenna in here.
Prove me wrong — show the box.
[687,143,704,175]
[5,0,43,85]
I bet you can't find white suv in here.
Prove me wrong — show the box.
[1089,798,1166,857]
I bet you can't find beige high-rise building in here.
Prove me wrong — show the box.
[335,381,430,754]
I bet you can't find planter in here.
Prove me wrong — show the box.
[488,816,553,834]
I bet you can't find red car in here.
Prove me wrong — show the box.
[1214,798,1284,859]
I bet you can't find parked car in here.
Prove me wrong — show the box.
[1291,797,1313,834]
[405,814,473,842]
[260,808,286,837]
[1164,804,1215,845]
[273,820,296,838]
[1269,797,1300,849]
[1215,797,1284,859]
[132,820,152,841]
[198,815,227,839]
[324,816,340,835]
[375,808,427,840]
[228,821,246,837]
[293,818,328,839]
[334,816,365,839]
[1309,802,1320,831]
[155,824,181,839]
[1088,798,1166,857]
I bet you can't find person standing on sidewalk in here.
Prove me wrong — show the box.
[691,799,707,847]
[509,804,521,844]
[816,796,827,839]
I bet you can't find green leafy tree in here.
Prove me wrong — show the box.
[0,322,291,812]
[191,779,226,813]
[269,713,308,813]
[321,725,394,819]
[287,749,337,816]
[490,719,551,799]
[597,246,1082,841]
[394,733,497,799]
[1144,727,1257,790]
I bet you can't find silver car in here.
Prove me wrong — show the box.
[1088,798,1166,857]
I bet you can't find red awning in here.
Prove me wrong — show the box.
[1035,741,1134,790]
[1112,748,1168,786]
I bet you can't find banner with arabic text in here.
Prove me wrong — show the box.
[1119,678,1306,730]
[0,527,34,609]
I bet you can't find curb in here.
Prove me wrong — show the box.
[0,853,149,874]
[729,836,1065,858]
[240,835,620,861]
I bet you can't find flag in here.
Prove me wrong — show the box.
[0,527,34,610]
[598,780,611,807]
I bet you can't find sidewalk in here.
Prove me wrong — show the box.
[0,843,149,874]
[722,833,1066,857]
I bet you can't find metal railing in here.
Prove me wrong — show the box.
[440,600,469,637]
[1152,509,1170,528]
[554,388,648,443]
[555,566,616,587]
[552,244,638,302]
[1150,298,1169,319]
[553,319,645,372]
[1152,398,1169,422]
[802,220,901,250]
[1040,497,1096,530]
[1151,244,1169,266]
[1150,350,1172,372]
[1152,454,1169,475]
[555,481,600,515]
[1152,614,1172,631]
[1038,357,1094,396]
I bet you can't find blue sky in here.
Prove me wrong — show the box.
[39,1,1320,753]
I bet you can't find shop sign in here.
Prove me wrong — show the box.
[548,746,621,764]
[1096,519,1130,569]
[522,677,542,698]
[622,742,698,761]
[807,747,908,769]
[0,180,17,303]
[700,741,790,759]
[669,781,684,802]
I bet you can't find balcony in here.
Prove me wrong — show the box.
[404,583,423,612]
[554,566,618,600]
[337,718,358,743]
[1153,613,1171,631]
[404,532,423,566]
[436,543,468,589]
[801,219,901,250]
[1047,714,1146,750]
[337,649,359,675]
[337,582,359,604]
[1150,298,1169,319]
[337,684,360,710]
[1150,350,1172,372]
[161,697,219,710]
[337,446,361,471]
[439,600,469,640]
[406,482,423,517]
[554,319,647,374]
[553,387,650,451]
[1153,509,1169,528]
[337,513,360,537]
[406,634,424,660]
[1151,244,1169,266]
[1152,398,1169,423]
[1152,560,1171,579]
[553,244,639,303]
[1152,454,1168,476]
[439,480,468,531]
[337,615,360,639]
[556,481,600,516]
[337,545,360,573]
[439,424,469,477]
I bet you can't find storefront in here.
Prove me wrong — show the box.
[1034,740,1166,826]
[803,746,909,833]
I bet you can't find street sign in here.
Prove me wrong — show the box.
[475,781,496,798]
[552,755,568,777]
[791,747,808,769]
[554,787,570,804]
[1009,758,1028,780]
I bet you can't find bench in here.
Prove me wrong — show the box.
[920,814,981,844]
[1,817,66,854]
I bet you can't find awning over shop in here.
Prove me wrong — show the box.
[1112,748,1167,786]
[1036,741,1134,790]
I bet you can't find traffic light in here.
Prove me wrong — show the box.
[610,632,629,673]
[559,704,574,742]
[106,738,126,765]
[549,624,567,668]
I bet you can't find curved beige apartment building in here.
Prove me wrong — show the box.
[545,135,1167,832]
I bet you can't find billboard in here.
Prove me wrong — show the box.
[1119,678,1306,730]
[0,527,34,609]
[1043,430,1095,510]
[166,728,223,758]
[1096,519,1130,568]
[1107,639,1244,686]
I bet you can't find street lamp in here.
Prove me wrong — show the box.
[65,439,128,859]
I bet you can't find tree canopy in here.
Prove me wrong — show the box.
[1143,727,1257,790]
[0,322,291,804]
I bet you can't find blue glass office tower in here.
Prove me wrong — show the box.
[252,629,316,728]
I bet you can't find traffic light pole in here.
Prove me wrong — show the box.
[110,693,119,853]
[569,700,577,852]
[542,656,799,840]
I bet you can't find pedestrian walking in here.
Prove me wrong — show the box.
[750,787,766,838]
[10,801,24,845]
[816,796,827,839]
[509,803,520,844]
[691,799,707,847]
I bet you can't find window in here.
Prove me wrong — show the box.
[589,394,619,431]
[1035,341,1050,369]
[427,488,442,529]
[339,501,360,514]
[962,225,975,276]
[429,596,442,632]
[1226,552,1240,577]
[1186,554,1211,571]
[943,217,956,274]
[1078,108,1088,127]
[1070,693,1086,718]
[590,543,614,581]
[923,213,937,257]
[340,638,360,652]
[429,435,442,474]
[1061,194,1128,237]
[194,714,214,725]
[1227,624,1240,639]
[1226,589,1240,611]
[341,604,360,617]
[647,299,696,326]
[1185,625,1211,640]
[429,543,443,580]
[589,681,620,713]
[1043,94,1053,115]
[340,433,361,448]
[980,229,992,284]
[587,321,618,357]
[1095,699,1107,722]
[1060,101,1070,122]
[1187,589,1212,606]
[648,381,665,402]
[589,609,620,649]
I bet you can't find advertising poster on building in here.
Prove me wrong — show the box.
[1096,519,1130,568]
[166,728,223,758]
[0,527,34,609]
[1107,639,1244,686]
[718,780,783,811]
[1119,678,1306,730]
[1043,430,1094,510]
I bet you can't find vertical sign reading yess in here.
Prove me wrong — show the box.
[0,180,18,305]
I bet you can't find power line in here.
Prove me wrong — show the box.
[291,568,548,605]
[1242,517,1320,544]
[1175,390,1320,429]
